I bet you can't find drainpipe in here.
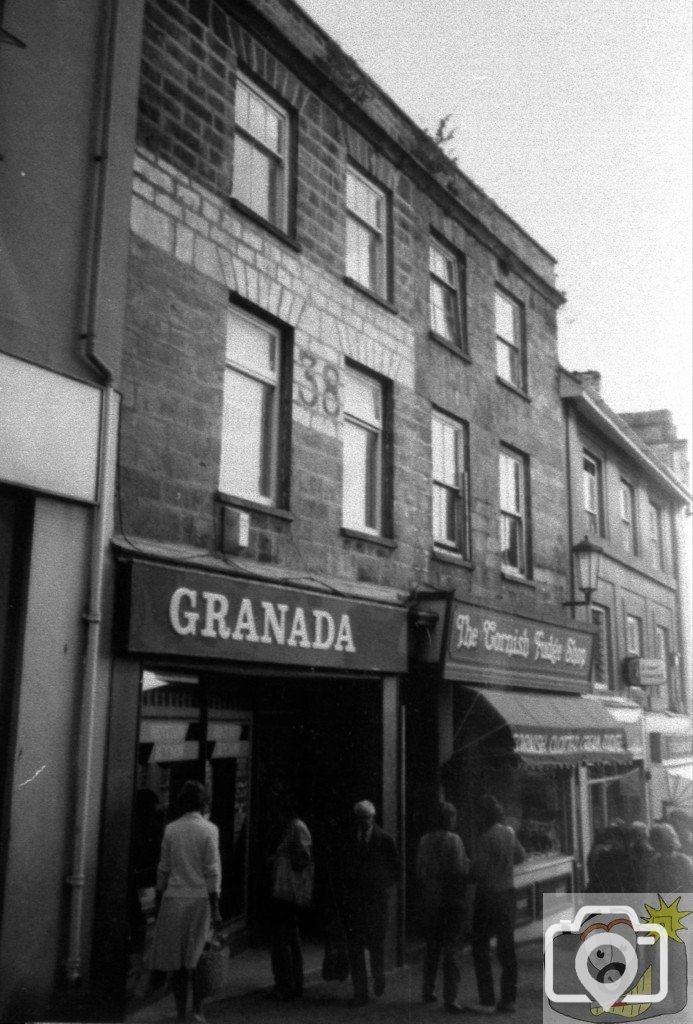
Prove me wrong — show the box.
[64,384,117,985]
[63,0,118,986]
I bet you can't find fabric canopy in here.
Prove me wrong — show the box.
[454,688,632,767]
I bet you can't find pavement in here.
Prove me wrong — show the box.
[129,935,545,1024]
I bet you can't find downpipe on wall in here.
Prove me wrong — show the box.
[63,0,118,989]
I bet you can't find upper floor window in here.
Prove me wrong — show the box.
[429,240,465,349]
[499,448,529,577]
[583,452,603,535]
[431,410,470,558]
[656,624,681,712]
[655,624,669,669]
[591,604,613,689]
[345,167,388,298]
[648,500,665,571]
[625,613,643,656]
[233,76,289,231]
[619,479,637,554]
[343,365,385,534]
[495,289,524,390]
[220,306,284,505]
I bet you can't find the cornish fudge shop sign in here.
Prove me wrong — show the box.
[120,560,408,672]
[443,600,595,688]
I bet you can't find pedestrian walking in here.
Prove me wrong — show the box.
[417,801,470,1014]
[339,800,400,1007]
[646,822,693,891]
[587,821,636,891]
[626,821,654,890]
[148,780,222,1024]
[267,806,314,1001]
[668,810,693,858]
[470,794,526,1015]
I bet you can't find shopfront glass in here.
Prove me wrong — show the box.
[588,762,645,833]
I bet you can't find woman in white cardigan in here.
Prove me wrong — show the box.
[149,780,222,1024]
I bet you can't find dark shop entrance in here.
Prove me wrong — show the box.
[130,666,387,961]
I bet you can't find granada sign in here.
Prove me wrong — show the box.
[119,561,408,672]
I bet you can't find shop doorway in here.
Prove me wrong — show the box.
[126,666,385,1007]
[588,763,645,834]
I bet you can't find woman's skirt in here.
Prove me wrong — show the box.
[148,896,211,970]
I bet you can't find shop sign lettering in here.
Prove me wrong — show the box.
[454,613,588,669]
[447,603,594,682]
[120,561,409,672]
[513,730,626,757]
[169,587,356,653]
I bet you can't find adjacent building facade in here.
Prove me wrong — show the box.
[0,1,690,1021]
[0,2,143,1020]
[561,371,692,868]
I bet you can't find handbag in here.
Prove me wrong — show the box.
[195,933,229,998]
[273,851,314,907]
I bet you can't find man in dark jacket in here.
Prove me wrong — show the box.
[340,800,400,1007]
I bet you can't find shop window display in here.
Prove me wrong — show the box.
[515,767,569,858]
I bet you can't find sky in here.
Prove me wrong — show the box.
[299,0,693,462]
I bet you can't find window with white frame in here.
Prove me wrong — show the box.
[343,366,384,533]
[619,479,636,554]
[499,448,529,576]
[431,410,469,557]
[233,75,289,231]
[345,166,388,298]
[583,452,603,535]
[495,289,524,390]
[219,306,282,504]
[590,605,612,689]
[429,240,464,348]
[625,613,643,656]
[648,500,665,571]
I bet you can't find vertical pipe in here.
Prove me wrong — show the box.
[64,384,118,984]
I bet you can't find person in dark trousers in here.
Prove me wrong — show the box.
[627,821,654,890]
[267,810,314,1001]
[470,795,526,1015]
[417,801,470,1014]
[339,800,400,1007]
[587,821,636,891]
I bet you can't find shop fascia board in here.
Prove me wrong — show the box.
[560,374,691,504]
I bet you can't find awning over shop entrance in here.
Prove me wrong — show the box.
[454,688,632,767]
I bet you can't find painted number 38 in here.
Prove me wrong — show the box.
[297,350,340,417]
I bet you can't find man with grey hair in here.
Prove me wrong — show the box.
[338,799,400,1007]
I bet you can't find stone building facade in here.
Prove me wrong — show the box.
[2,1,688,1021]
[94,6,634,1020]
[561,371,692,859]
